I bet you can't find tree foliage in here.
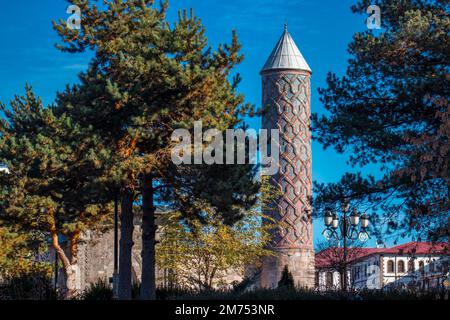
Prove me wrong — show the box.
[51,0,260,299]
[0,86,113,297]
[156,177,280,291]
[0,226,51,279]
[313,0,450,241]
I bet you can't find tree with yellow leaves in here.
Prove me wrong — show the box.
[156,177,280,291]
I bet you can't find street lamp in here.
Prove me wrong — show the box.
[361,213,370,228]
[322,207,370,243]
[331,214,339,229]
[350,208,360,226]
[324,210,333,227]
[322,202,370,291]
[112,189,120,299]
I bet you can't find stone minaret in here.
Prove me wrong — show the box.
[260,25,315,288]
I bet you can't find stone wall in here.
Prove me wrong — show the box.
[53,215,243,292]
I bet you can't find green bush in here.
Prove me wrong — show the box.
[78,279,114,300]
[3,275,445,300]
[0,272,56,300]
[151,287,449,300]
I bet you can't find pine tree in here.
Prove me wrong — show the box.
[312,0,449,241]
[278,265,295,289]
[53,0,259,299]
[0,87,113,298]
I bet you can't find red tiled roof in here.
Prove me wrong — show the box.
[382,242,449,255]
[315,242,449,269]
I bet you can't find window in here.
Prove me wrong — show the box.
[442,261,449,274]
[429,260,435,273]
[419,261,425,274]
[326,272,333,288]
[398,260,405,273]
[315,272,319,287]
[408,259,415,272]
[387,260,395,273]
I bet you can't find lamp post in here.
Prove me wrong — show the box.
[112,190,119,299]
[322,202,370,291]
[54,250,58,296]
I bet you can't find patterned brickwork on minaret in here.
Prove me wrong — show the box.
[260,26,315,288]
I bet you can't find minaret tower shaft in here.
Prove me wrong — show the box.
[260,25,315,288]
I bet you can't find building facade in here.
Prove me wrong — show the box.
[316,242,450,290]
[260,25,315,288]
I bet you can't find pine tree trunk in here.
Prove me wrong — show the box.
[140,174,156,300]
[50,222,80,299]
[63,266,78,299]
[118,189,134,300]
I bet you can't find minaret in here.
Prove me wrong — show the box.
[260,25,315,288]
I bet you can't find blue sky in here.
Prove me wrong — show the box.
[0,0,390,246]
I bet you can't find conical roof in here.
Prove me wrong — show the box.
[261,25,311,73]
